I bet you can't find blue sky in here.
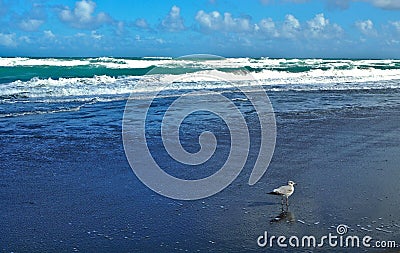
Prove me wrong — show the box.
[1,0,400,58]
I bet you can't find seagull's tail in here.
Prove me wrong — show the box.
[268,191,280,195]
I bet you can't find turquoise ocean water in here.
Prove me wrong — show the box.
[1,56,400,117]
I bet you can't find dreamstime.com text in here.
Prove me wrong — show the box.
[257,224,398,249]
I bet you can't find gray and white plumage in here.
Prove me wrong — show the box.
[268,180,296,206]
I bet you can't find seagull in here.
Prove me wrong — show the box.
[268,181,296,207]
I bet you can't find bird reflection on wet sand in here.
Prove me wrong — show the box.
[270,210,296,223]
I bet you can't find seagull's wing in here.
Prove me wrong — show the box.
[274,185,292,195]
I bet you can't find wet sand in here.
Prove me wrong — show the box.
[0,103,399,252]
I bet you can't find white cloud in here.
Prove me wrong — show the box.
[156,38,166,44]
[19,36,31,44]
[19,19,44,32]
[195,10,253,32]
[91,31,103,40]
[325,0,351,9]
[160,5,185,32]
[390,21,400,32]
[223,13,252,32]
[15,3,46,32]
[306,13,343,38]
[327,0,400,10]
[75,32,86,37]
[307,13,329,33]
[195,11,343,41]
[134,18,149,29]
[257,18,279,37]
[385,39,399,45]
[364,0,400,9]
[281,14,301,38]
[44,30,56,39]
[0,33,16,47]
[58,0,111,29]
[355,19,377,35]
[195,11,221,31]
[261,0,400,10]
[116,21,124,35]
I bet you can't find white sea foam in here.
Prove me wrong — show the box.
[1,57,399,71]
[0,57,161,68]
[1,67,400,101]
[1,56,400,102]
[0,57,91,67]
[1,75,133,98]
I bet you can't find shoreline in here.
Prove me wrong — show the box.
[0,101,399,252]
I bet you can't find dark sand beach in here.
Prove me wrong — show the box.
[1,91,399,252]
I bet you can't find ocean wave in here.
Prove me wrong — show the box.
[1,67,400,102]
[0,105,84,118]
[1,57,400,71]
[0,57,165,69]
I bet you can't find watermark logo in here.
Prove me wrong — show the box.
[336,224,348,235]
[122,54,276,200]
[257,224,398,249]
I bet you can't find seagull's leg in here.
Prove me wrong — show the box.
[286,196,289,207]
